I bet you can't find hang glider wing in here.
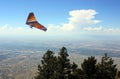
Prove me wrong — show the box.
[26,12,47,31]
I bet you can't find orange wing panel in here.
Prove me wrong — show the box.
[32,22,47,31]
[26,12,37,24]
[26,12,47,31]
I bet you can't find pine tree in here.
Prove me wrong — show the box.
[56,47,73,79]
[81,56,98,79]
[34,47,119,79]
[35,47,78,79]
[97,53,117,79]
[71,65,84,79]
[35,50,57,79]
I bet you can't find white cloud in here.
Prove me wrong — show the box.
[61,23,74,31]
[0,9,120,39]
[0,9,100,35]
[83,26,120,34]
[47,24,61,32]
[47,23,74,32]
[52,9,120,36]
[83,26,103,32]
[104,28,120,33]
[47,9,101,32]
[0,24,44,36]
[68,9,100,25]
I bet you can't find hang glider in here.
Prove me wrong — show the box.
[26,12,47,31]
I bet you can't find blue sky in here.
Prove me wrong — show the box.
[0,0,120,41]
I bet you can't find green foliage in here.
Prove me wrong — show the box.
[97,53,117,79]
[81,56,98,79]
[35,50,57,79]
[56,47,71,79]
[35,47,79,79]
[35,48,119,79]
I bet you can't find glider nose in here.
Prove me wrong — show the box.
[43,28,47,31]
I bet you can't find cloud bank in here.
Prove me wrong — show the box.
[48,9,101,32]
[0,9,120,40]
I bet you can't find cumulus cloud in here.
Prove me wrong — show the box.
[68,9,100,25]
[0,24,44,36]
[83,26,103,32]
[54,9,120,35]
[48,24,74,31]
[0,9,101,34]
[83,26,120,34]
[47,9,101,32]
[0,9,120,38]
